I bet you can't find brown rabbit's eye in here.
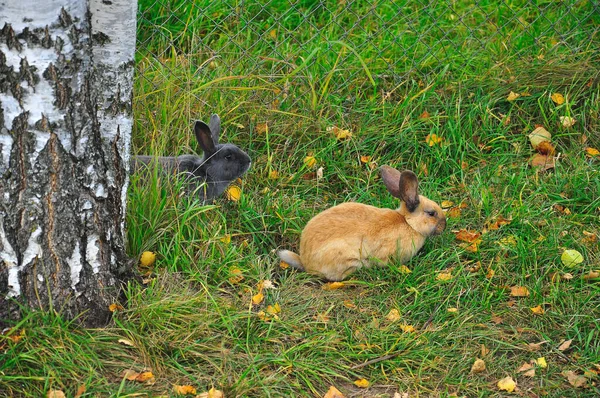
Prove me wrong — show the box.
[426,210,436,217]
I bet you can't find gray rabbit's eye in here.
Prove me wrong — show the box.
[225,154,233,160]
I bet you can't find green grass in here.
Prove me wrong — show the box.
[2,1,600,397]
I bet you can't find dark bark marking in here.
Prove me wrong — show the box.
[44,118,61,281]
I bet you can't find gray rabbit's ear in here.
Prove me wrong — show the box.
[398,170,420,212]
[194,120,216,155]
[381,165,402,198]
[209,114,221,144]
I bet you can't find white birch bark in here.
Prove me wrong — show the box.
[0,0,136,326]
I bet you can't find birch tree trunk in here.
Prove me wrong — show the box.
[0,0,136,327]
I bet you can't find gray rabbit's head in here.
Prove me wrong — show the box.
[131,114,251,201]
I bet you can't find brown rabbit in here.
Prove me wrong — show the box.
[277,166,446,281]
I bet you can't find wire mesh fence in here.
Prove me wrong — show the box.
[134,0,599,138]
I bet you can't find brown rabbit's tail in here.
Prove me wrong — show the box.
[277,250,304,271]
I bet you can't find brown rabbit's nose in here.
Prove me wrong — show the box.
[436,218,447,235]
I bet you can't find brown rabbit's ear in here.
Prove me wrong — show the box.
[194,120,216,155]
[381,165,402,198]
[398,170,420,212]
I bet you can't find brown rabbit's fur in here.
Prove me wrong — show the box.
[278,166,446,281]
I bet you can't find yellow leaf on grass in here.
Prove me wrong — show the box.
[551,93,565,105]
[360,155,371,164]
[400,324,415,333]
[398,265,412,274]
[268,170,279,179]
[585,147,600,157]
[328,126,353,140]
[323,386,346,398]
[47,391,66,398]
[386,309,401,322]
[507,91,520,101]
[255,122,268,134]
[561,249,583,267]
[530,305,545,315]
[425,133,443,146]
[447,307,458,313]
[266,303,281,315]
[454,229,482,243]
[228,267,244,284]
[354,378,370,388]
[135,371,155,382]
[304,156,317,168]
[497,376,517,392]
[118,338,135,347]
[279,261,290,269]
[535,357,548,369]
[529,126,551,149]
[220,234,231,244]
[510,286,530,297]
[269,29,277,39]
[173,384,197,395]
[583,270,600,280]
[197,388,225,398]
[436,272,453,281]
[471,358,486,373]
[322,282,345,290]
[226,185,241,201]
[140,251,156,267]
[109,303,124,312]
[560,116,576,128]
[441,200,454,209]
[252,292,264,305]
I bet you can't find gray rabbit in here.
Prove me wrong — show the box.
[131,114,251,201]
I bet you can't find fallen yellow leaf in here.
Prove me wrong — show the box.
[135,371,155,382]
[561,249,583,267]
[441,200,454,208]
[226,185,242,201]
[173,384,197,395]
[74,385,86,398]
[585,147,600,157]
[400,324,415,333]
[398,265,412,274]
[328,126,353,140]
[360,155,371,164]
[228,267,244,284]
[118,338,135,347]
[560,116,576,128]
[322,282,345,290]
[529,126,551,149]
[447,307,458,313]
[304,155,317,168]
[140,251,156,267]
[436,272,453,282]
[353,378,370,388]
[266,303,281,315]
[535,357,548,369]
[471,358,486,373]
[425,133,443,147]
[255,122,268,134]
[507,91,520,101]
[583,270,600,280]
[497,376,517,392]
[220,234,231,244]
[47,391,66,398]
[252,292,264,305]
[551,93,565,105]
[323,386,345,398]
[530,305,545,315]
[279,261,290,269]
[510,286,530,297]
[197,387,225,398]
[108,303,124,312]
[386,309,401,322]
[268,170,279,179]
